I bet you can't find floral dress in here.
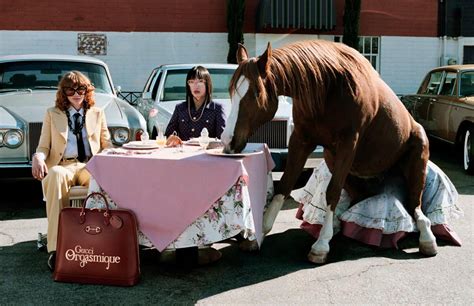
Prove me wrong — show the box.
[293,160,463,248]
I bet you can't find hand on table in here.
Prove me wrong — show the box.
[166,135,183,147]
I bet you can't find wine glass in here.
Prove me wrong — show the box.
[140,131,149,142]
[156,135,167,148]
[198,136,210,150]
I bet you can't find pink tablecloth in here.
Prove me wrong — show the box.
[86,143,274,251]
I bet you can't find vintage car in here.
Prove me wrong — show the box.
[401,64,474,174]
[0,54,147,178]
[134,63,299,170]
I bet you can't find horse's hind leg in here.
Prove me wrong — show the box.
[400,124,437,256]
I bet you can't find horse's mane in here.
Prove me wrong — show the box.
[230,40,377,117]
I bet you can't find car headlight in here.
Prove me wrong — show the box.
[0,132,3,144]
[111,128,130,145]
[4,129,23,148]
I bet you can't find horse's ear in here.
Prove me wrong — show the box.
[237,43,249,64]
[257,42,272,77]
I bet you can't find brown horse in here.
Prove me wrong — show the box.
[221,40,436,264]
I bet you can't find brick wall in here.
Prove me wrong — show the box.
[1,0,436,36]
[0,0,259,32]
[360,0,438,37]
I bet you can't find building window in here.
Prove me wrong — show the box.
[258,0,336,31]
[334,36,380,71]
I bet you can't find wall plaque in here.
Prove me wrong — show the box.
[78,33,107,55]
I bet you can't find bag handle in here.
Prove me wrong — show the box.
[79,192,111,225]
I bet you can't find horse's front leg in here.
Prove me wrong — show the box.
[263,131,316,234]
[308,132,359,264]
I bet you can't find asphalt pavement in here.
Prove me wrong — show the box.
[0,141,472,305]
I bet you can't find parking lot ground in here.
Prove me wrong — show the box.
[0,141,472,304]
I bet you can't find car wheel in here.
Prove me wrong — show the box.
[462,126,474,174]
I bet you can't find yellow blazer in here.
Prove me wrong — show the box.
[36,106,113,168]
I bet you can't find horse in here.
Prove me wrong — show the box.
[220,40,436,264]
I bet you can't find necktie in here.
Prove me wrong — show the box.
[73,113,86,162]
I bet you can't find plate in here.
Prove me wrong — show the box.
[123,141,159,150]
[205,148,262,157]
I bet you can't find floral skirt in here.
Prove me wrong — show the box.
[293,160,463,248]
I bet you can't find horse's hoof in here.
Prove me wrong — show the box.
[239,239,259,252]
[419,241,438,256]
[307,251,328,264]
[262,211,276,234]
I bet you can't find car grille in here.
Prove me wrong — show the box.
[29,122,42,159]
[248,119,288,149]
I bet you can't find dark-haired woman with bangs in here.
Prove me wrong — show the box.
[32,71,112,271]
[165,65,226,146]
[164,66,226,265]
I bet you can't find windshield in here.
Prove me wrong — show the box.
[0,61,114,94]
[161,68,235,102]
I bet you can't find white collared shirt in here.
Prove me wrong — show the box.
[63,107,92,159]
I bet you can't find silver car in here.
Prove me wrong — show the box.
[0,54,147,178]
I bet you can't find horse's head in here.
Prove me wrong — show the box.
[222,43,279,153]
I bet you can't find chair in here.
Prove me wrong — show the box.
[68,185,89,208]
[36,186,89,250]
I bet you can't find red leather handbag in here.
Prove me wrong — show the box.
[53,192,140,286]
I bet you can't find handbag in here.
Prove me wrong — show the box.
[53,192,140,286]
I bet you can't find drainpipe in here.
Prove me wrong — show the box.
[440,0,447,66]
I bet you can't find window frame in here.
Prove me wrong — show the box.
[334,36,380,71]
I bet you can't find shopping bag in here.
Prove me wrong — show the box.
[53,192,140,286]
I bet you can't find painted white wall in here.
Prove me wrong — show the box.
[1,30,469,95]
[0,31,233,92]
[255,34,443,95]
[379,36,440,95]
[458,37,474,63]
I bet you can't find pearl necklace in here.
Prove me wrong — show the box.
[188,98,207,122]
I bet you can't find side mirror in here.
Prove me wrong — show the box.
[115,86,122,94]
[142,92,152,99]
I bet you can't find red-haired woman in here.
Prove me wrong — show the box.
[31,71,112,271]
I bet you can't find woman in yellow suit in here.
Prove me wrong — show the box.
[31,71,112,271]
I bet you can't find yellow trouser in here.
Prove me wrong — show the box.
[42,160,90,253]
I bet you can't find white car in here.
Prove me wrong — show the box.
[0,54,147,178]
[134,63,297,169]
